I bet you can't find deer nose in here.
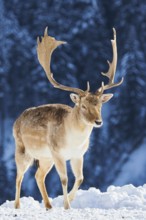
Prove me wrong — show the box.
[95,120,103,126]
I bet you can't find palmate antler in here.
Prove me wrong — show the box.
[37,27,89,96]
[37,27,123,97]
[97,28,124,95]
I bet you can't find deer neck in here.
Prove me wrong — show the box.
[68,105,93,133]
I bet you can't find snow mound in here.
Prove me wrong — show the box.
[1,185,146,220]
[2,197,40,209]
[52,184,146,210]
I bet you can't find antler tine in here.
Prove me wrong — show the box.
[101,28,117,83]
[86,81,90,92]
[44,26,48,36]
[37,36,40,45]
[102,77,124,91]
[96,81,104,95]
[96,28,123,94]
[37,27,86,96]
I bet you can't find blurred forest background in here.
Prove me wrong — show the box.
[0,0,146,205]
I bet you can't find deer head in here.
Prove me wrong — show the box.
[37,27,123,128]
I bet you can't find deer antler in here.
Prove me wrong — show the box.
[96,28,123,95]
[37,27,89,96]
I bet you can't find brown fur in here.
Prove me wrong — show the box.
[13,92,114,210]
[14,27,120,210]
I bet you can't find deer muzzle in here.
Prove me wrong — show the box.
[94,120,103,127]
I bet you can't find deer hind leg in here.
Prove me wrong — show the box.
[53,154,70,209]
[15,143,33,209]
[35,158,53,209]
[68,156,84,202]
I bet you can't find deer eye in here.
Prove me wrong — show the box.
[81,104,87,110]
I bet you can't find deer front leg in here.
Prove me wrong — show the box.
[53,154,70,209]
[68,156,84,202]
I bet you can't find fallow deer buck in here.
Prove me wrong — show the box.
[13,27,123,209]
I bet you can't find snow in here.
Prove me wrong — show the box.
[1,185,146,219]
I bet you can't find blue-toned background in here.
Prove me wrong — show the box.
[0,0,146,204]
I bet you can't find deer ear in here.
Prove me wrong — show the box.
[70,93,80,105]
[101,94,113,103]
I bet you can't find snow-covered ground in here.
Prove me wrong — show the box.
[1,184,146,220]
